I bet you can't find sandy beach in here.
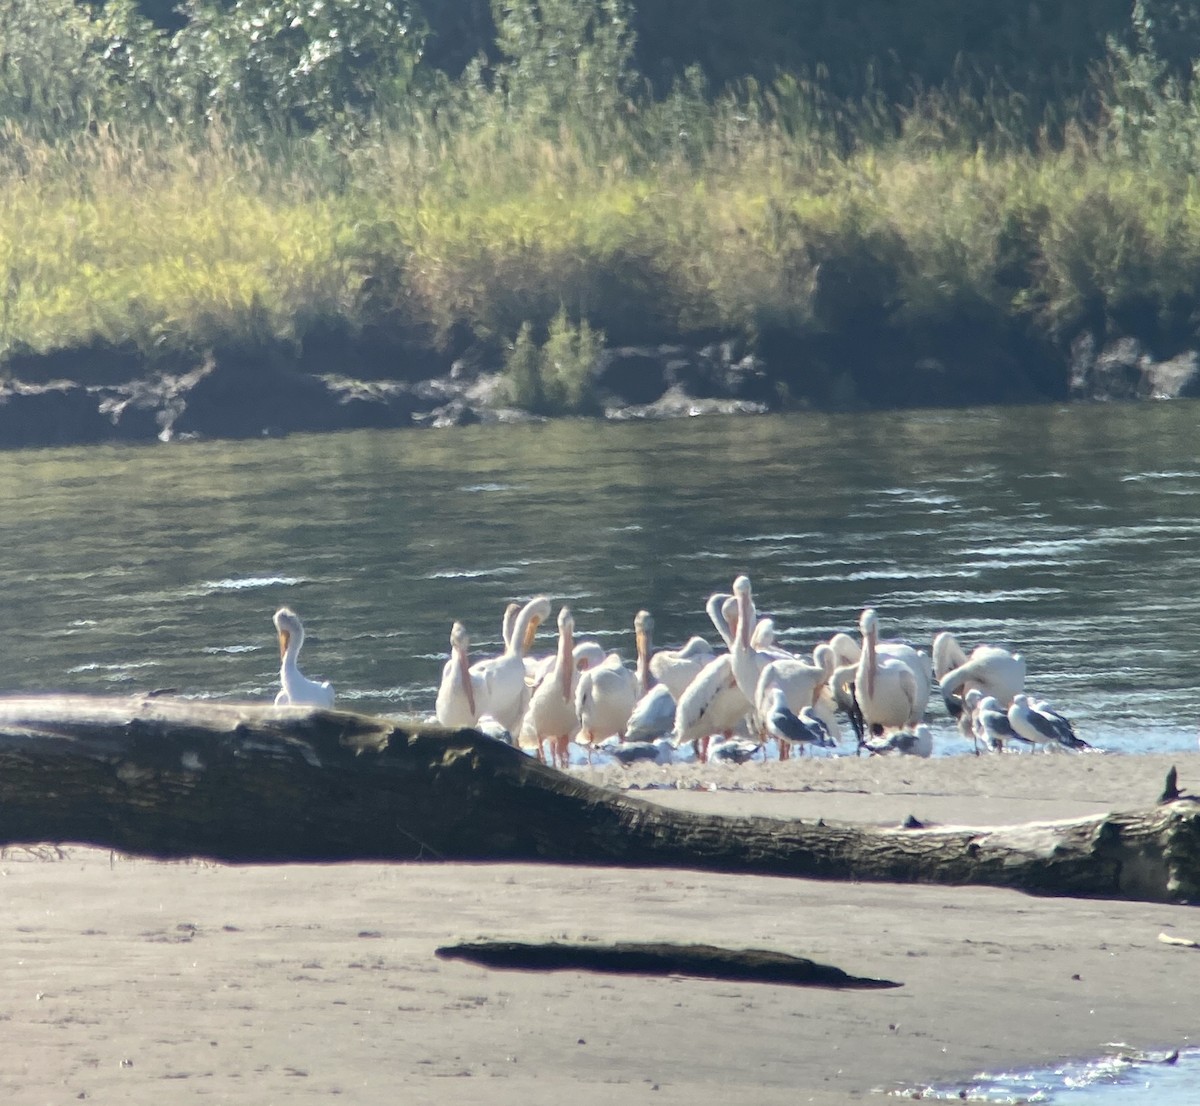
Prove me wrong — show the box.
[2,749,1198,1105]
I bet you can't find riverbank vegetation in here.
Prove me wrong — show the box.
[3,0,1200,409]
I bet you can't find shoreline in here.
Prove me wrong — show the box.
[0,327,1195,452]
[2,752,1197,1104]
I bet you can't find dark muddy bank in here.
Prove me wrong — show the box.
[0,327,1195,450]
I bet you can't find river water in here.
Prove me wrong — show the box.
[1,401,1198,756]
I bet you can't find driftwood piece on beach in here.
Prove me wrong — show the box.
[0,694,1197,904]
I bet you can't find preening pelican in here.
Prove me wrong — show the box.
[435,620,480,728]
[520,605,581,768]
[853,608,921,732]
[1008,693,1089,751]
[273,607,334,708]
[933,631,1026,716]
[470,595,551,734]
[649,635,715,700]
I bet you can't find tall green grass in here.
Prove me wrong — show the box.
[4,19,1200,402]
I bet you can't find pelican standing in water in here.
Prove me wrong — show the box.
[273,607,334,707]
[520,605,581,768]
[575,652,638,757]
[470,595,552,735]
[435,621,481,728]
[730,576,782,704]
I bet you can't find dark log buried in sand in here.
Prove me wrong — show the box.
[0,694,1197,904]
[435,941,901,988]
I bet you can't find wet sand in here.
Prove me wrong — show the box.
[2,750,1197,1105]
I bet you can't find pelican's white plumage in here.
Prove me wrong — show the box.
[853,608,921,732]
[672,653,751,752]
[273,607,334,708]
[649,636,716,700]
[575,650,638,751]
[434,620,480,728]
[520,605,581,767]
[933,631,1026,714]
[470,595,551,735]
[730,575,789,705]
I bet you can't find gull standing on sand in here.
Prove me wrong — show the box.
[273,607,334,707]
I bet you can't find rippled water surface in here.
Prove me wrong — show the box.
[2,402,1199,756]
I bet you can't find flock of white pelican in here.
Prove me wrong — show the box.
[270,574,1089,766]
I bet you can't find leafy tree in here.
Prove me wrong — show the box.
[167,0,427,136]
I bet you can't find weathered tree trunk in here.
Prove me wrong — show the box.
[0,695,1196,904]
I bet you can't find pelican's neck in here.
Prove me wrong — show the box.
[454,638,476,717]
[281,633,302,677]
[859,622,877,700]
[635,623,653,697]
[509,597,548,659]
[932,631,966,679]
[557,619,574,701]
[706,593,735,649]
[735,586,754,650]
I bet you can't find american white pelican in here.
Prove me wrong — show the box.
[828,627,931,737]
[520,605,580,768]
[933,631,1026,716]
[974,695,1024,752]
[672,653,751,758]
[501,601,521,649]
[435,620,481,728]
[731,575,791,705]
[1008,694,1089,751]
[864,723,933,757]
[853,608,921,733]
[705,591,737,648]
[574,650,638,755]
[470,595,551,734]
[273,607,334,708]
[649,636,716,700]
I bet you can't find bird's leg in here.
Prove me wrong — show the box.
[778,740,790,762]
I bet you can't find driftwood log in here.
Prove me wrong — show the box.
[0,694,1197,904]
